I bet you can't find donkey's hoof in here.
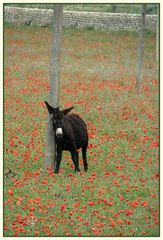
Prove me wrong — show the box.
[84,167,88,172]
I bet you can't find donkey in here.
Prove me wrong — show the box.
[45,101,88,173]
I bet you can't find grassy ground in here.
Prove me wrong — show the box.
[4,24,159,237]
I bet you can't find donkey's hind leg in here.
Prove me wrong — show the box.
[71,150,80,172]
[82,147,88,172]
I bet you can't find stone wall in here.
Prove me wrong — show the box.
[4,6,157,32]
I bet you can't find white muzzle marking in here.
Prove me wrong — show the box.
[56,128,63,136]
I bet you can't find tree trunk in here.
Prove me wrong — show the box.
[111,4,117,13]
[135,4,146,92]
[45,4,63,171]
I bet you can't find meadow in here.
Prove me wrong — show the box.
[4,23,159,237]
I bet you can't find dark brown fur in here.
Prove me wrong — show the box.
[45,101,88,173]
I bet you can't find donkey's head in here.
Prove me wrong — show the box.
[45,101,73,139]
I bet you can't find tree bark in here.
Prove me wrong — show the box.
[45,4,63,170]
[135,4,146,92]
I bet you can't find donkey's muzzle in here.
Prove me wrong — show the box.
[56,128,63,138]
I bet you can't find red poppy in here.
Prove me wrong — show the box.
[8,189,14,195]
[141,201,148,207]
[125,209,134,216]
[88,201,95,206]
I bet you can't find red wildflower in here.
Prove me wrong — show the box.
[16,196,23,202]
[88,201,95,206]
[8,189,14,195]
[131,200,139,208]
[13,150,19,156]
[33,171,40,178]
[151,141,159,148]
[155,219,159,225]
[92,228,101,235]
[111,172,117,176]
[117,219,123,225]
[141,201,148,207]
[109,220,115,227]
[77,232,82,236]
[119,195,124,201]
[35,231,39,236]
[125,209,134,216]
[74,202,80,208]
[19,228,25,233]
[68,173,73,177]
[88,133,95,139]
[69,211,73,216]
[60,204,66,211]
[4,226,8,231]
[41,179,48,185]
[126,219,132,225]
[113,179,119,186]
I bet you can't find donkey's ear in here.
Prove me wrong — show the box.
[62,106,73,115]
[45,101,54,114]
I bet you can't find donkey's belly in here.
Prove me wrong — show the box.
[62,142,82,151]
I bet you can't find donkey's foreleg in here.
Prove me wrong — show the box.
[54,147,62,173]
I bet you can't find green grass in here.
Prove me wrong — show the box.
[4,23,159,237]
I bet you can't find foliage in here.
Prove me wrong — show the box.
[4,3,158,14]
[4,24,159,237]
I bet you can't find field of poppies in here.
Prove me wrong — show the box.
[4,23,159,237]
